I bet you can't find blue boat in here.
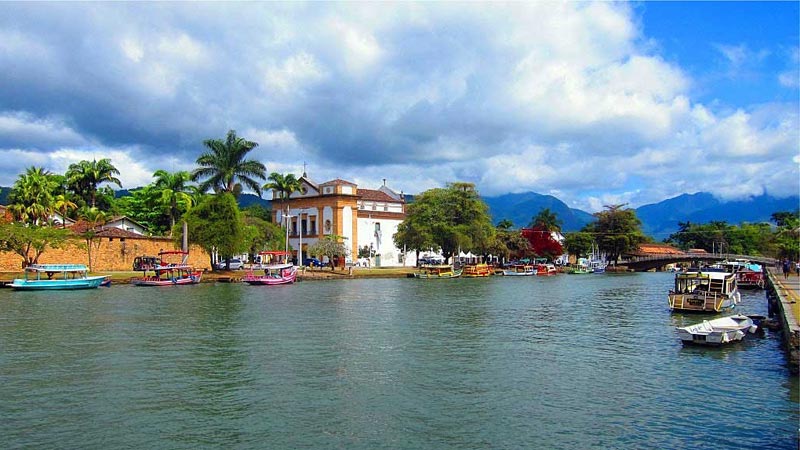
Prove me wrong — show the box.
[10,264,109,290]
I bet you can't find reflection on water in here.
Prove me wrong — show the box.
[0,273,797,449]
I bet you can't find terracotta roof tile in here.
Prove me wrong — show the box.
[358,188,398,202]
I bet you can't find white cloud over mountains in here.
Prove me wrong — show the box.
[0,2,796,211]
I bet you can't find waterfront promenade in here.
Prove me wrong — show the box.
[767,268,800,374]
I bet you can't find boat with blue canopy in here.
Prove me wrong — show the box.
[11,264,109,290]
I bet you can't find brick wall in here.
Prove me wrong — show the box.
[0,236,211,272]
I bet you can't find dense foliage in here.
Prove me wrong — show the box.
[581,204,647,265]
[394,182,495,264]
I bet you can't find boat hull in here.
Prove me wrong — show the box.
[11,276,108,290]
[131,273,202,286]
[242,265,297,285]
[676,315,757,346]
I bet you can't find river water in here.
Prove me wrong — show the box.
[0,273,797,449]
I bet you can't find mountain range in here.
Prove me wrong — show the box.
[1,187,796,240]
[482,191,799,239]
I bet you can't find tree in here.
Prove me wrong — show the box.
[65,158,122,208]
[153,169,194,233]
[176,193,247,270]
[582,204,645,265]
[53,193,78,228]
[522,226,564,260]
[529,208,562,232]
[263,172,301,218]
[192,130,266,196]
[563,232,595,259]
[0,222,72,267]
[7,166,59,225]
[76,207,108,271]
[241,214,285,260]
[394,182,494,263]
[307,235,349,271]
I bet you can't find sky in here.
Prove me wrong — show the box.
[0,1,797,212]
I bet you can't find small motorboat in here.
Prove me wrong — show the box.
[676,314,758,346]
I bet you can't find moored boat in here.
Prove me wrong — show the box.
[11,264,109,290]
[242,263,297,285]
[462,263,492,278]
[131,251,202,286]
[535,263,557,276]
[502,264,535,276]
[676,314,758,346]
[668,269,741,313]
[414,264,462,279]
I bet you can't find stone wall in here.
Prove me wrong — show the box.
[0,236,211,272]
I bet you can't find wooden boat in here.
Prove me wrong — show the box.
[535,263,557,276]
[502,264,535,276]
[242,263,297,285]
[131,251,202,286]
[676,314,758,346]
[718,260,764,290]
[668,269,741,313]
[462,263,492,278]
[11,264,109,290]
[414,264,462,279]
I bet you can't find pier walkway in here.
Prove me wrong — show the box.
[765,268,800,374]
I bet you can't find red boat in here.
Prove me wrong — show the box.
[131,251,203,286]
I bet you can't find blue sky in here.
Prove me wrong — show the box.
[0,2,797,212]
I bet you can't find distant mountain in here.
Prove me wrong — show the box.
[482,191,799,238]
[482,192,595,231]
[636,192,799,239]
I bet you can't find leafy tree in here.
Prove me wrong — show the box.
[115,185,170,235]
[528,208,562,231]
[192,130,266,196]
[65,158,122,208]
[563,232,594,259]
[0,222,72,267]
[307,235,349,271]
[242,203,273,222]
[153,169,194,233]
[176,193,247,270]
[582,204,645,265]
[396,182,494,263]
[263,172,301,218]
[493,227,531,261]
[771,210,800,259]
[241,215,285,260]
[522,226,564,260]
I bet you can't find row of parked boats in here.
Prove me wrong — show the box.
[669,260,766,346]
[9,250,300,290]
[413,262,561,279]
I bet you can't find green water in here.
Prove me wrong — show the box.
[1,273,797,449]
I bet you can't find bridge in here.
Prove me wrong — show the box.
[620,253,777,272]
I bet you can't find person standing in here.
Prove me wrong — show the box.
[782,258,791,279]
[795,260,800,277]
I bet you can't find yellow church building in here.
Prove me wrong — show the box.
[270,173,413,267]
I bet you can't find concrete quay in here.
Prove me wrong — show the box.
[765,268,800,375]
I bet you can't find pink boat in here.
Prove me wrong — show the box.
[242,263,297,286]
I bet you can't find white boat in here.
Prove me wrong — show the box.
[502,264,536,276]
[668,269,741,313]
[676,314,758,346]
[11,264,109,290]
[242,263,297,285]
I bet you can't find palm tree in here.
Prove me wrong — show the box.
[8,166,58,225]
[53,193,78,228]
[529,208,562,232]
[191,130,266,196]
[153,170,194,232]
[65,158,122,208]
[263,172,301,220]
[77,207,108,271]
